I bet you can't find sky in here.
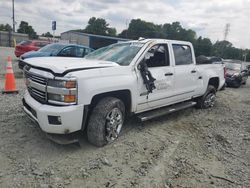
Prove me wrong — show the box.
[0,0,250,48]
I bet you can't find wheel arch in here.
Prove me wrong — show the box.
[90,90,132,115]
[208,77,219,90]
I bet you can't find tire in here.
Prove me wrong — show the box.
[234,82,241,88]
[87,97,125,147]
[220,84,226,90]
[195,85,216,109]
[242,81,246,85]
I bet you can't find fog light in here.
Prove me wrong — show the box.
[48,115,62,125]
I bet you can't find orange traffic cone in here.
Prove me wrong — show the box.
[2,56,18,94]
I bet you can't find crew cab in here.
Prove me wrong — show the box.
[22,39,225,147]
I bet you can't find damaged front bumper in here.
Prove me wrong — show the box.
[23,91,84,134]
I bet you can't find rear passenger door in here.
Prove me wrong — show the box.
[58,46,76,57]
[172,44,197,100]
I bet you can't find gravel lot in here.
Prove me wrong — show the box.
[0,48,249,188]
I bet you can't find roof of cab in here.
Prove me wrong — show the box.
[121,38,193,46]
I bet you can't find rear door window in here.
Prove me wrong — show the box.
[59,46,76,57]
[76,47,85,57]
[172,44,193,65]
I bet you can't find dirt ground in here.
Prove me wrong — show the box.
[0,48,250,188]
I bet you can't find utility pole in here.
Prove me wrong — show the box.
[12,0,15,32]
[223,23,230,41]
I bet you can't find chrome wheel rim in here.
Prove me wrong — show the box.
[106,108,123,142]
[204,93,216,108]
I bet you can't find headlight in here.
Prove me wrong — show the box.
[48,80,76,88]
[47,78,77,105]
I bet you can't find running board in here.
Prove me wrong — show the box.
[137,101,197,122]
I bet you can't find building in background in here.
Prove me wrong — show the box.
[61,31,129,49]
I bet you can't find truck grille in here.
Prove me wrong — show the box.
[27,87,47,103]
[24,66,48,104]
[25,70,47,85]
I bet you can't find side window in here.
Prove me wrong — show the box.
[76,47,85,57]
[145,44,169,68]
[85,48,92,55]
[40,42,49,47]
[172,44,193,65]
[59,46,76,57]
[34,42,40,47]
[35,42,47,48]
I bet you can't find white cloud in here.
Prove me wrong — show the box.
[0,0,250,48]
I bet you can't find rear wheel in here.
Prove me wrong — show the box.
[196,85,216,109]
[87,97,125,147]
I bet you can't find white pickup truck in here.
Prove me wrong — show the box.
[22,39,225,146]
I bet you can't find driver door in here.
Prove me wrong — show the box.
[145,44,175,109]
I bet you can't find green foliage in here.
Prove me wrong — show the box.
[17,21,38,39]
[211,40,245,60]
[194,37,213,56]
[118,19,161,39]
[0,24,12,31]
[84,17,116,36]
[118,19,249,61]
[119,20,196,43]
[107,27,117,37]
[41,32,53,37]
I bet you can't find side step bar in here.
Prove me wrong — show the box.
[137,101,197,122]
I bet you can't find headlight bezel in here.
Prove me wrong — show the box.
[47,77,78,106]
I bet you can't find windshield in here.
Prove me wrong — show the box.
[85,42,143,65]
[225,63,241,71]
[39,43,66,54]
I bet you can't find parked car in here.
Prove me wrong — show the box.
[18,43,94,69]
[22,39,225,146]
[225,62,248,87]
[245,64,250,76]
[15,40,50,57]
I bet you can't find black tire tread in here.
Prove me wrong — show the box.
[87,97,125,147]
[196,85,216,109]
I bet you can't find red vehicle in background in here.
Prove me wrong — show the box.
[15,40,50,57]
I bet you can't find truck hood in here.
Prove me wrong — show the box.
[24,57,119,74]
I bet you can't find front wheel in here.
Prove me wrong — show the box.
[195,85,216,109]
[87,97,125,147]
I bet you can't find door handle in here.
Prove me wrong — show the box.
[165,72,173,76]
[191,70,197,73]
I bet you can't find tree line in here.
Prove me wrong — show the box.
[0,17,249,61]
[80,17,250,61]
